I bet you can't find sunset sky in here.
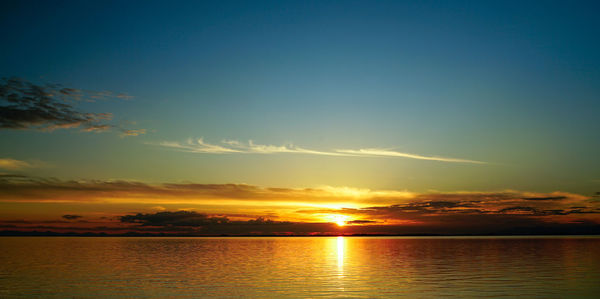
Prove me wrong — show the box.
[1,0,599,235]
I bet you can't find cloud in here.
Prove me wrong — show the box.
[159,138,243,153]
[120,211,230,226]
[0,158,33,170]
[224,139,348,156]
[158,138,348,156]
[120,129,147,137]
[119,211,292,228]
[0,176,594,213]
[0,217,341,236]
[156,138,484,163]
[115,211,324,235]
[521,196,567,201]
[335,148,485,164]
[62,214,83,220]
[0,77,144,135]
[298,192,600,224]
[81,124,112,133]
[346,220,378,224]
[0,158,47,170]
[0,176,401,208]
[3,205,599,236]
[1,175,598,233]
[0,177,598,235]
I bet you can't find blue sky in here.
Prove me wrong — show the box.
[1,0,599,194]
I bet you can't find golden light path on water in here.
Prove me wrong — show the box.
[1,237,600,297]
[336,236,345,276]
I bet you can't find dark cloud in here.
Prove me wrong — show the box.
[298,194,600,233]
[497,206,599,216]
[567,209,600,214]
[316,203,598,219]
[120,211,293,228]
[0,173,28,178]
[0,175,598,235]
[521,196,567,201]
[3,213,599,236]
[0,77,143,135]
[404,200,479,210]
[347,220,378,224]
[1,176,593,215]
[1,77,111,131]
[62,214,83,220]
[120,211,230,227]
[498,206,539,214]
[324,200,488,217]
[114,211,335,235]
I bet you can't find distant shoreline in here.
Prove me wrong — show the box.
[1,231,599,237]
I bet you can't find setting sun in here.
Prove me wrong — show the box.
[330,215,349,227]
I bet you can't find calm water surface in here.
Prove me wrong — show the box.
[1,236,599,298]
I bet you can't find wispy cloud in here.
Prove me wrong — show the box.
[80,124,113,133]
[335,148,486,164]
[121,129,147,137]
[159,138,349,156]
[159,138,243,153]
[119,211,284,227]
[0,158,45,170]
[0,158,31,170]
[62,214,83,220]
[156,138,485,163]
[224,139,349,156]
[0,77,144,136]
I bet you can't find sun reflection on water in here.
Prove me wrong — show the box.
[2,237,600,297]
[336,236,345,275]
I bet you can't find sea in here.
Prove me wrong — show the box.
[1,236,599,298]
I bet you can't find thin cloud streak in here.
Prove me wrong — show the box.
[335,148,486,164]
[223,139,349,156]
[159,138,349,156]
[159,138,243,153]
[157,138,485,163]
[120,129,147,137]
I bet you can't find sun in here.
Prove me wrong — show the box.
[322,214,350,226]
[331,214,348,226]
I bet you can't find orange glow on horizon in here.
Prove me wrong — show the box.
[328,214,349,227]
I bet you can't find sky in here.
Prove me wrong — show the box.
[1,0,599,235]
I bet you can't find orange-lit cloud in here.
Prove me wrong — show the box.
[0,175,408,208]
[1,175,598,236]
[120,128,147,137]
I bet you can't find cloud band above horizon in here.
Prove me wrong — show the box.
[0,175,598,235]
